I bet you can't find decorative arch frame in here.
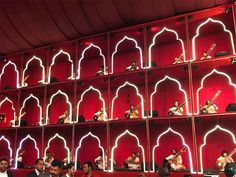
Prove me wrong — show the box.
[0,136,13,164]
[0,97,16,127]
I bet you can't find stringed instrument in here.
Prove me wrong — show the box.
[201,90,221,114]
[202,44,216,59]
[22,75,29,86]
[171,147,187,165]
[173,53,184,64]
[168,98,191,116]
[93,104,111,121]
[216,148,236,170]
[125,102,143,119]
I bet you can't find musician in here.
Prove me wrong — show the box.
[0,113,6,123]
[216,150,234,171]
[200,99,218,114]
[168,101,184,116]
[124,151,141,170]
[125,61,139,71]
[93,108,107,121]
[17,150,25,168]
[95,151,106,170]
[0,157,13,177]
[58,111,70,124]
[200,51,212,60]
[96,65,108,76]
[44,151,55,168]
[165,148,186,171]
[125,104,139,119]
[173,54,184,64]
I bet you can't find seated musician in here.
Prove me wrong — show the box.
[165,148,186,171]
[93,108,108,121]
[125,61,139,71]
[216,150,234,171]
[96,65,108,76]
[17,150,26,168]
[200,51,212,60]
[124,151,142,170]
[44,151,54,168]
[168,101,184,116]
[95,151,107,170]
[58,111,70,124]
[125,104,139,119]
[200,99,218,114]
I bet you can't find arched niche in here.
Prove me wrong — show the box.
[0,136,13,162]
[0,61,19,90]
[46,90,72,125]
[199,125,236,173]
[111,36,143,74]
[77,44,106,79]
[76,86,105,122]
[75,132,105,170]
[192,18,235,60]
[150,76,189,117]
[48,50,74,83]
[195,69,236,114]
[111,82,144,120]
[15,135,39,169]
[22,56,45,87]
[148,28,185,67]
[18,94,42,126]
[152,128,193,173]
[0,97,16,128]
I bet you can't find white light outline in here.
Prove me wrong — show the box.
[0,97,16,127]
[192,18,235,61]
[76,86,106,122]
[76,43,106,79]
[151,127,194,173]
[110,36,144,74]
[74,132,105,171]
[47,49,74,83]
[45,90,72,125]
[111,81,145,120]
[0,136,13,164]
[21,56,46,86]
[14,134,40,169]
[0,61,20,88]
[44,133,70,163]
[195,69,236,115]
[109,129,147,172]
[150,75,190,117]
[17,94,43,127]
[148,27,186,68]
[199,125,236,173]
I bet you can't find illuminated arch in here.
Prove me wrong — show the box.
[0,97,16,127]
[148,27,186,68]
[45,90,72,125]
[111,81,145,119]
[195,69,236,115]
[151,127,194,173]
[21,56,46,86]
[77,43,106,79]
[111,36,144,73]
[0,61,20,88]
[76,86,106,122]
[199,125,236,173]
[44,133,70,163]
[0,136,13,164]
[74,132,105,171]
[47,50,74,83]
[109,130,147,172]
[192,18,235,61]
[150,75,190,117]
[18,94,43,127]
[14,135,40,169]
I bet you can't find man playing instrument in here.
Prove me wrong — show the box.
[124,151,142,170]
[168,101,184,116]
[125,104,139,119]
[165,148,186,171]
[201,99,218,114]
[125,61,139,71]
[216,150,234,171]
[200,51,212,60]
[58,111,70,124]
[93,108,108,121]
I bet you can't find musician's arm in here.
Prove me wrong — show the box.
[165,155,172,161]
[177,155,183,165]
[169,107,176,112]
[213,104,218,110]
[229,157,234,163]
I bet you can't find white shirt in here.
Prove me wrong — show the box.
[0,171,8,177]
[35,169,40,176]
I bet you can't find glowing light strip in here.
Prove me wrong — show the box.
[47,49,74,83]
[148,27,186,68]
[109,130,147,172]
[0,136,13,164]
[21,56,46,86]
[76,86,106,122]
[0,97,16,127]
[0,61,20,88]
[110,36,144,74]
[14,135,40,169]
[44,133,70,163]
[195,69,236,115]
[18,94,43,127]
[111,81,145,120]
[192,18,235,61]
[199,125,236,173]
[76,43,106,79]
[74,132,105,171]
[150,75,190,117]
[151,127,194,173]
[45,90,72,125]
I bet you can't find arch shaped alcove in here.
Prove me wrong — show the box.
[111,36,143,74]
[0,97,16,127]
[0,136,13,162]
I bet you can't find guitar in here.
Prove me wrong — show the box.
[168,98,191,116]
[173,53,184,64]
[216,149,236,170]
[201,90,221,114]
[171,147,187,165]
[202,44,216,59]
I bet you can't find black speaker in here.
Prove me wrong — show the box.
[225,103,236,112]
[78,115,85,122]
[225,163,236,177]
[50,77,58,83]
[214,51,230,57]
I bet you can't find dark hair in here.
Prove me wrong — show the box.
[83,161,93,169]
[35,158,44,165]
[172,148,177,153]
[51,159,62,169]
[222,150,228,157]
[0,157,8,163]
[183,175,192,177]
[66,162,74,170]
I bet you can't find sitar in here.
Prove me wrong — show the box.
[203,44,216,59]
[125,102,143,119]
[93,104,111,121]
[173,53,184,64]
[168,98,191,116]
[171,147,187,165]
[201,90,221,114]
[216,148,236,169]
